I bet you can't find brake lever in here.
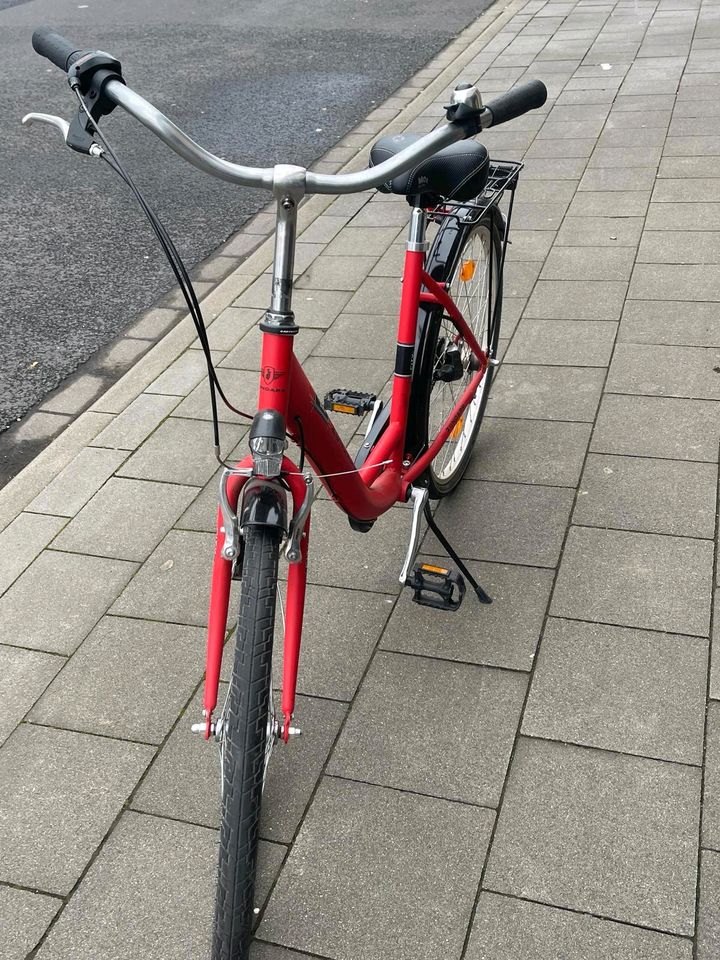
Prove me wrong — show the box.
[21,111,103,157]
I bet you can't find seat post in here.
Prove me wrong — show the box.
[407,204,428,253]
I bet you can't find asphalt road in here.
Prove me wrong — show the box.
[0,0,493,430]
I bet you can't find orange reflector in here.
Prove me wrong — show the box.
[449,417,464,440]
[459,259,476,282]
[421,563,449,575]
[331,403,356,414]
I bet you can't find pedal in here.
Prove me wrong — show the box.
[323,389,377,416]
[406,562,466,612]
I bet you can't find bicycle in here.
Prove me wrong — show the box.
[25,26,546,960]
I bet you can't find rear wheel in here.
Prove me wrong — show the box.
[213,525,280,960]
[416,208,503,498]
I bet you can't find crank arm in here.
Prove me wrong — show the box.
[398,486,429,585]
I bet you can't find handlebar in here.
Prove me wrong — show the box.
[29,25,547,197]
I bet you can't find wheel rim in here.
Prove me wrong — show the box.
[428,224,496,484]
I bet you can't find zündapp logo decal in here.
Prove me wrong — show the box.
[262,365,283,384]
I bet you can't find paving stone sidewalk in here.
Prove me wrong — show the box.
[2,0,720,956]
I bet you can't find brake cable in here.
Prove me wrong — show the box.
[71,87,253,468]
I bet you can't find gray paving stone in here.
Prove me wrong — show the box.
[574,453,717,538]
[0,885,61,960]
[32,811,276,960]
[234,273,273,307]
[52,477,198,561]
[304,500,409,593]
[30,616,204,743]
[381,557,553,671]
[250,945,308,960]
[0,645,63,746]
[551,525,713,636]
[273,583,392,700]
[521,156,588,180]
[467,891,693,960]
[324,226,399,258]
[312,312,397,360]
[505,230,556,261]
[298,215,347,243]
[199,305,260,351]
[540,246,636,281]
[638,230,720,265]
[619,300,720,347]
[171,368,258,424]
[698,849,720,960]
[591,394,720,462]
[645,201,720,231]
[488,364,606,421]
[555,215,644,246]
[146,348,222,396]
[484,737,700,935]
[0,724,152,894]
[296,255,378,291]
[26,446,127,517]
[525,137,596,160]
[427,479,574,568]
[260,777,494,960]
[658,156,720,179]
[133,684,345,842]
[525,280,627,320]
[712,589,720,699]
[638,252,720,295]
[111,529,223,627]
[118,417,246,485]
[350,202,413,228]
[506,318,617,366]
[503,261,543,300]
[90,393,180,451]
[0,550,136,654]
[343,275,401,315]
[703,702,720,850]
[468,417,591,486]
[587,145,662,167]
[510,201,569,231]
[329,651,526,806]
[607,343,720,400]
[370,243,407,277]
[524,618,708,763]
[292,289,353,327]
[0,513,67,595]
[578,166,658,191]
[568,190,651,218]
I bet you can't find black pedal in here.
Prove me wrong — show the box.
[323,389,377,416]
[407,562,465,612]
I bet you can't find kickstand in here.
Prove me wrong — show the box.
[423,502,492,605]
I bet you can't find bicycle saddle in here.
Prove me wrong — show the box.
[369,133,489,202]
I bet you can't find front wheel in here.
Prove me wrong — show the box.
[212,525,280,960]
[414,208,503,498]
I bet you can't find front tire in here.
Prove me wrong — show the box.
[213,525,280,960]
[414,208,503,498]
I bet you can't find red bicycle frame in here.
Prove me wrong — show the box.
[202,204,488,739]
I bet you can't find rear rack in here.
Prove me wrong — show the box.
[427,159,523,226]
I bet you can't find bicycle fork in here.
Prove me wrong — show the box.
[198,455,312,744]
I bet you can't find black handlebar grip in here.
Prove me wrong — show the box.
[32,26,84,72]
[485,80,548,127]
